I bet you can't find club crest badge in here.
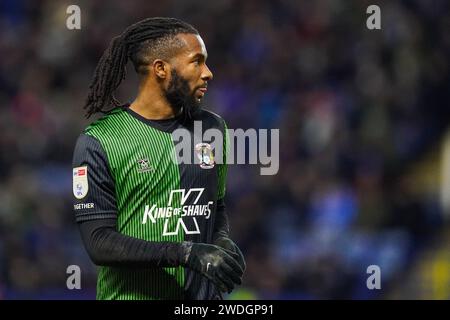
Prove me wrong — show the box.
[195,143,215,169]
[73,166,88,199]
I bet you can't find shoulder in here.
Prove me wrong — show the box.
[72,132,107,167]
[83,107,127,138]
[195,108,227,131]
[73,108,127,161]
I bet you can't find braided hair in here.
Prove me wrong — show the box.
[84,17,198,118]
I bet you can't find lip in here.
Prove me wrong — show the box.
[196,87,207,98]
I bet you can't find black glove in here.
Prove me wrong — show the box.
[213,236,246,272]
[181,242,244,293]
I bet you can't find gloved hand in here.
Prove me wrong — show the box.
[181,242,244,293]
[213,236,246,272]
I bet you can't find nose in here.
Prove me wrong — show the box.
[201,64,213,81]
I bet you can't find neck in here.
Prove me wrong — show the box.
[130,79,178,120]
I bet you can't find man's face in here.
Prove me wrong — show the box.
[163,34,213,119]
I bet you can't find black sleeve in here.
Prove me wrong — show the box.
[72,133,189,267]
[213,197,230,241]
[72,134,118,222]
[78,218,188,267]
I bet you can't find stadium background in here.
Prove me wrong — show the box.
[0,0,449,299]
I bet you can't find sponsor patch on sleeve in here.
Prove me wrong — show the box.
[73,166,89,199]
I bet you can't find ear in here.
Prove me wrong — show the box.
[152,59,169,79]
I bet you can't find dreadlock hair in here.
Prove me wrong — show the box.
[84,17,198,118]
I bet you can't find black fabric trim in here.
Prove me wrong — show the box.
[123,104,182,133]
[75,212,117,223]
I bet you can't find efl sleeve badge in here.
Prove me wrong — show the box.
[73,166,89,199]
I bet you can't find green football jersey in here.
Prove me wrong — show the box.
[72,105,228,299]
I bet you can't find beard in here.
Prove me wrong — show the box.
[163,69,202,123]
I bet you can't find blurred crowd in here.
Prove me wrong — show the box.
[0,0,449,299]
